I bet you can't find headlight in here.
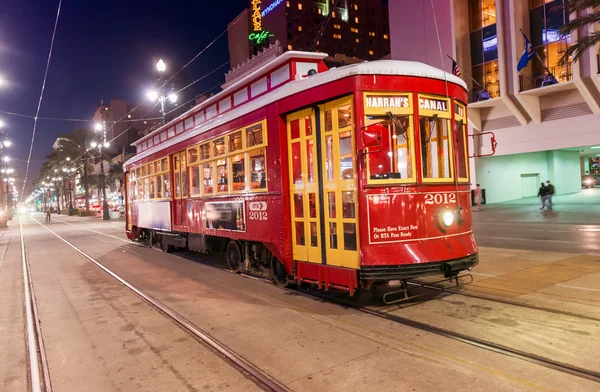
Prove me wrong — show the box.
[442,211,454,227]
[18,207,27,214]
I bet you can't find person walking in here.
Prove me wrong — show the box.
[44,206,51,223]
[546,180,555,210]
[474,184,483,210]
[537,183,548,210]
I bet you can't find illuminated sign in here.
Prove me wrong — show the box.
[249,0,275,45]
[419,98,448,111]
[251,0,262,31]
[261,0,284,17]
[365,95,410,109]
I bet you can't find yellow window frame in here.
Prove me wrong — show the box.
[454,101,469,183]
[418,94,454,183]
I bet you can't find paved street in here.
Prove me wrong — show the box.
[1,213,599,391]
[474,188,600,255]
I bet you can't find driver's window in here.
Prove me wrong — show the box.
[366,116,415,182]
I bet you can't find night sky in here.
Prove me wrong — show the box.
[0,0,250,195]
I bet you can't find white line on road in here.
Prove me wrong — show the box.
[556,284,600,293]
[471,272,497,277]
[578,228,600,232]
[490,236,588,245]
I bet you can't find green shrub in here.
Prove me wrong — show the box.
[79,210,98,217]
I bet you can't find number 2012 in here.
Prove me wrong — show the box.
[249,211,268,220]
[424,193,457,205]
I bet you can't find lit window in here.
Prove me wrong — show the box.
[334,24,341,29]
[355,38,359,43]
[332,11,336,18]
[369,31,376,37]
[318,8,322,14]
[127,114,132,119]
[298,25,303,31]
[383,34,389,39]
[369,50,374,55]
[353,4,358,10]
[286,0,290,7]
[144,121,148,124]
[354,17,359,23]
[351,27,359,33]
[333,34,342,39]
[288,44,293,50]
[298,3,302,10]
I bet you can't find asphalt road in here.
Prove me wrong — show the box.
[474,220,600,255]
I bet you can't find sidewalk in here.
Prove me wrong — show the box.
[474,187,600,225]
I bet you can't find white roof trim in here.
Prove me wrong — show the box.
[126,59,467,167]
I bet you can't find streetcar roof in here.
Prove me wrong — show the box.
[126,54,466,167]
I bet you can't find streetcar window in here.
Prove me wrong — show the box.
[246,123,264,147]
[202,162,214,195]
[154,161,159,174]
[143,178,149,200]
[342,191,356,219]
[199,143,211,160]
[216,159,228,193]
[366,117,415,182]
[249,149,267,190]
[229,131,243,152]
[310,222,318,247]
[294,194,304,217]
[328,192,336,218]
[304,116,312,136]
[338,105,352,129]
[291,142,302,185]
[295,222,305,246]
[339,131,354,180]
[163,175,170,199]
[214,138,226,156]
[325,135,334,181]
[420,116,452,180]
[190,166,201,196]
[231,154,245,191]
[308,193,317,218]
[149,177,155,199]
[455,119,469,181]
[343,223,357,251]
[329,222,338,249]
[138,178,144,199]
[181,153,188,197]
[188,147,199,165]
[148,163,154,175]
[156,175,163,199]
[290,119,300,139]
[324,110,333,132]
[306,140,315,183]
[161,158,168,172]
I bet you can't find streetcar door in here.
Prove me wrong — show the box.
[125,171,132,231]
[172,150,188,228]
[287,97,359,268]
[288,108,322,263]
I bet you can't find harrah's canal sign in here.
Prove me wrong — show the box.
[249,0,275,45]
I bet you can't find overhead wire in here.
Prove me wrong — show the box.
[0,109,161,123]
[21,0,63,200]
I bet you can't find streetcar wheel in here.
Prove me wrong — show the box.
[160,238,172,253]
[271,256,290,288]
[226,241,242,273]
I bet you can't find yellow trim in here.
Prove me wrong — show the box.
[417,93,451,119]
[363,92,412,116]
[131,156,171,201]
[453,101,469,183]
[365,115,417,185]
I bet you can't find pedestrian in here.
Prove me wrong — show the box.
[474,184,483,210]
[537,182,548,210]
[44,206,51,223]
[545,180,555,210]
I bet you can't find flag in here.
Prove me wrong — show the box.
[452,60,461,77]
[517,33,536,72]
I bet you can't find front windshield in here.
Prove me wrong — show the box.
[366,116,415,181]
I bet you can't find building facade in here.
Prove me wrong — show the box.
[229,0,391,69]
[389,0,600,203]
[92,100,161,154]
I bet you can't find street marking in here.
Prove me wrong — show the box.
[490,236,586,244]
[578,228,600,232]
[471,272,497,277]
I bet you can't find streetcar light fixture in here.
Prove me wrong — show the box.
[442,211,454,227]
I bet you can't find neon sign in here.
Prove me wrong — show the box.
[261,0,284,17]
[248,0,275,45]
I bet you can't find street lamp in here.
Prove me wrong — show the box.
[92,122,110,220]
[147,58,177,125]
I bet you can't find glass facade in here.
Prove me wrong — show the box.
[469,0,499,100]
[525,0,572,90]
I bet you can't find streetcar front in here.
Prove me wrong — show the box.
[358,92,477,285]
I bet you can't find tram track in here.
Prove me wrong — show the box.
[25,215,291,392]
[19,217,52,392]
[42,216,600,385]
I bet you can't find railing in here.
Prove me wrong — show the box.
[519,64,572,92]
[470,80,500,103]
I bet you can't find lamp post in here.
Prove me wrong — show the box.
[93,122,110,220]
[147,58,177,125]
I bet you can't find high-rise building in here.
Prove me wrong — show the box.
[228,0,391,69]
[92,100,161,154]
[389,0,600,203]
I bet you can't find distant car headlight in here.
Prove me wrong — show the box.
[18,207,27,214]
[442,211,454,227]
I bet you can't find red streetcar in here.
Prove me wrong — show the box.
[124,50,478,296]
